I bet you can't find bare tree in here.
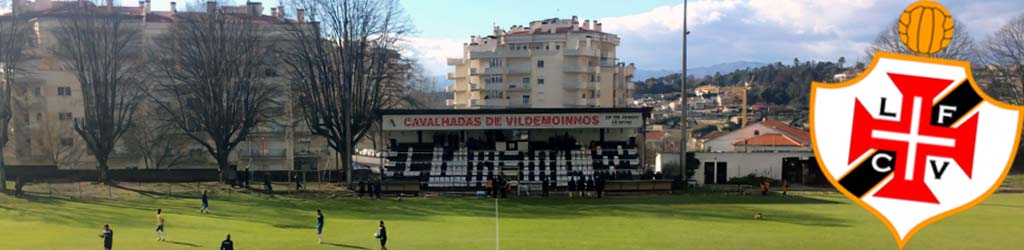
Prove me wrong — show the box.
[0,0,29,190]
[123,103,188,169]
[151,11,278,179]
[283,0,411,184]
[983,14,1024,105]
[41,117,87,169]
[52,7,144,184]
[866,19,979,61]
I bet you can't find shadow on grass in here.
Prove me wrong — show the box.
[164,240,202,247]
[322,242,370,249]
[4,186,854,230]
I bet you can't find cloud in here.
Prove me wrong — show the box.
[400,37,464,75]
[405,0,1024,76]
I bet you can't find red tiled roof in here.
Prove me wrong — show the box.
[701,130,726,141]
[646,130,667,141]
[757,120,810,143]
[732,133,805,147]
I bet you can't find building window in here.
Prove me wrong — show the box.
[555,45,560,50]
[523,95,530,104]
[58,112,73,121]
[36,113,42,121]
[522,77,529,84]
[490,58,501,67]
[536,60,544,68]
[485,75,503,84]
[34,87,41,96]
[537,92,545,102]
[537,78,544,85]
[470,68,477,75]
[23,113,29,125]
[57,87,71,96]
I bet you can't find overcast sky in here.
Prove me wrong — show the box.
[9,0,1024,75]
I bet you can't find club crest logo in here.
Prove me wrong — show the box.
[810,1,1024,249]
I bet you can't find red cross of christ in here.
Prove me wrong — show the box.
[848,73,979,204]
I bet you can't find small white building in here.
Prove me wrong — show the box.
[658,119,817,185]
[657,152,814,185]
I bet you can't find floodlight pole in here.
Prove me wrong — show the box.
[679,0,690,187]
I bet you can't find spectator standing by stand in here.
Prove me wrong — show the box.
[568,177,576,198]
[358,179,367,199]
[263,173,273,193]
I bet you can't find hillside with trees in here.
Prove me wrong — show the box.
[633,57,859,107]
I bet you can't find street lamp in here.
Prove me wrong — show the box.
[679,0,690,187]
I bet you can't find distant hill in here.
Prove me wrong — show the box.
[633,61,767,80]
[634,59,848,107]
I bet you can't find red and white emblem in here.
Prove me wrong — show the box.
[811,52,1024,248]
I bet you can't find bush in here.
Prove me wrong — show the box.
[728,174,774,186]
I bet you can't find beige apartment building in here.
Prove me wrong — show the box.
[446,16,636,109]
[4,0,337,171]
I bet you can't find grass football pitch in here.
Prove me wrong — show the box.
[1,183,1023,250]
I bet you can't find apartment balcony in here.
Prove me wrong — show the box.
[469,51,498,59]
[239,148,287,158]
[484,83,506,91]
[469,99,505,107]
[469,83,482,91]
[562,80,598,89]
[295,147,329,157]
[252,125,286,136]
[447,71,466,79]
[508,101,531,108]
[507,65,531,75]
[15,96,44,108]
[564,98,598,107]
[562,64,595,73]
[506,83,531,92]
[600,57,620,67]
[446,99,455,106]
[447,58,464,65]
[483,67,507,75]
[446,85,456,92]
[564,48,599,57]
[501,49,531,58]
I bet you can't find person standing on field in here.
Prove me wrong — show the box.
[201,190,210,214]
[376,220,388,250]
[316,209,325,244]
[155,209,166,241]
[220,234,234,250]
[99,224,113,250]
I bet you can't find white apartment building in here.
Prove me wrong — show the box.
[446,16,636,109]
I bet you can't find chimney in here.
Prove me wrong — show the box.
[271,8,277,18]
[278,5,285,17]
[207,1,217,13]
[583,20,590,30]
[246,1,262,17]
[595,21,602,32]
[170,1,177,14]
[571,15,578,25]
[106,0,113,8]
[297,8,305,23]
[138,1,144,12]
[144,0,151,13]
